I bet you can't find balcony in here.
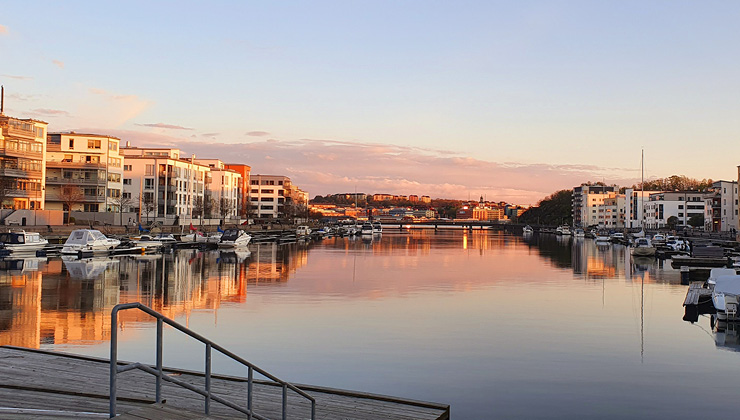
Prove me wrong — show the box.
[6,189,42,199]
[46,160,106,169]
[0,167,43,179]
[45,191,106,203]
[46,176,106,186]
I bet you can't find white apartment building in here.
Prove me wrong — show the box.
[597,195,626,229]
[121,147,209,223]
[46,133,123,212]
[0,114,48,210]
[707,180,738,232]
[644,191,709,230]
[250,175,289,219]
[623,189,663,228]
[572,184,618,228]
[193,159,242,219]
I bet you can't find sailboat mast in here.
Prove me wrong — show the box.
[641,149,644,229]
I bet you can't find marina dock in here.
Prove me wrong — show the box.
[0,346,449,419]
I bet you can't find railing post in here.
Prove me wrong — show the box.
[205,343,212,415]
[156,317,163,403]
[109,308,118,418]
[247,366,253,419]
[282,383,287,420]
[312,400,316,420]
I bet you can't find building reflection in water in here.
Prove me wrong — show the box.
[0,243,310,349]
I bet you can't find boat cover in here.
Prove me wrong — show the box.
[714,275,740,296]
[64,229,108,245]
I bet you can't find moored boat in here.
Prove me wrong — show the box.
[296,225,312,238]
[631,237,656,257]
[523,225,534,234]
[218,229,251,248]
[372,222,383,234]
[0,231,49,253]
[61,229,121,255]
[573,228,585,238]
[360,222,373,235]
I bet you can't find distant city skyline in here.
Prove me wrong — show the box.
[2,1,738,204]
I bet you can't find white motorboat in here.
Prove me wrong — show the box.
[523,225,534,234]
[0,231,49,253]
[181,230,221,244]
[556,225,571,236]
[61,229,121,255]
[573,228,585,238]
[131,235,165,252]
[296,225,312,238]
[665,236,689,252]
[152,233,177,245]
[218,229,252,248]
[360,222,373,235]
[712,274,740,321]
[595,232,611,244]
[631,237,656,257]
[652,233,666,245]
[708,268,737,286]
[372,222,382,234]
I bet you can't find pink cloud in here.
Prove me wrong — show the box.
[30,108,70,117]
[52,60,65,69]
[75,129,640,204]
[0,25,8,35]
[246,131,270,137]
[136,123,193,130]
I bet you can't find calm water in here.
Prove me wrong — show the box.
[0,230,737,419]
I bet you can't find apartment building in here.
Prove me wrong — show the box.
[572,184,618,228]
[224,163,251,218]
[644,191,710,229]
[45,133,123,212]
[473,206,505,221]
[0,114,48,209]
[121,147,209,223]
[249,175,289,219]
[194,159,242,219]
[706,180,738,232]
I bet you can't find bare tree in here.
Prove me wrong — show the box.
[113,194,134,225]
[193,196,204,220]
[139,193,155,224]
[60,184,84,224]
[219,197,234,221]
[0,178,13,209]
[204,197,217,219]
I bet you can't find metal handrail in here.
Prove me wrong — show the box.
[109,302,316,419]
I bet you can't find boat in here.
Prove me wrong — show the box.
[595,232,611,244]
[61,229,121,255]
[152,233,177,245]
[573,228,585,238]
[665,236,689,253]
[360,222,373,235]
[652,233,666,245]
[0,231,49,253]
[296,225,312,238]
[712,274,740,321]
[218,229,252,248]
[523,225,534,234]
[372,222,383,234]
[131,235,165,252]
[631,237,656,257]
[555,225,571,236]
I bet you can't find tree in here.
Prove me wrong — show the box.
[688,214,704,228]
[193,196,204,220]
[518,190,573,226]
[60,184,84,224]
[0,178,13,209]
[667,216,679,230]
[113,194,134,223]
[219,197,234,220]
[204,197,217,219]
[140,193,155,223]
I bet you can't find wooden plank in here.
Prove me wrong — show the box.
[0,346,449,420]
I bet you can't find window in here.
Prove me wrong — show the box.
[107,173,121,183]
[278,180,283,185]
[123,165,132,171]
[250,197,259,201]
[678,213,684,217]
[123,178,132,185]
[250,180,258,185]
[144,178,154,189]
[69,139,74,148]
[261,205,274,210]
[261,189,274,194]
[62,154,73,163]
[86,155,100,164]
[88,139,102,149]
[107,189,121,198]
[145,164,155,176]
[261,197,274,202]
[122,192,132,199]
[35,127,45,138]
[251,189,258,193]
[108,157,121,167]
[108,141,118,151]
[678,205,683,209]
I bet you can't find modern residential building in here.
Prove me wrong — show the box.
[45,133,123,212]
[623,189,663,228]
[644,191,710,229]
[194,159,242,220]
[249,175,289,219]
[473,206,505,221]
[224,163,251,218]
[0,114,48,209]
[706,180,738,232]
[572,184,618,228]
[420,196,432,204]
[121,147,210,223]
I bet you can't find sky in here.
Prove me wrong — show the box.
[1,1,738,204]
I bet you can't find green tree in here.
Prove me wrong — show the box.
[518,190,573,226]
[688,214,704,228]
[666,215,679,229]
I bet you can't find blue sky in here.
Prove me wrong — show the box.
[1,1,738,203]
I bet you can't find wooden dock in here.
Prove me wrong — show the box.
[0,346,449,420]
[684,282,713,306]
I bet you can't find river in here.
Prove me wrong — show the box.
[0,230,736,419]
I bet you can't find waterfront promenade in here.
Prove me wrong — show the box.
[0,346,449,419]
